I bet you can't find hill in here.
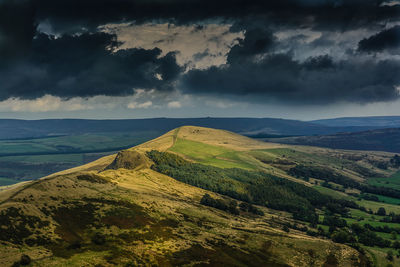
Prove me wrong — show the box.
[311,116,400,128]
[268,128,400,153]
[0,117,384,185]
[0,117,391,185]
[0,118,382,140]
[1,126,400,266]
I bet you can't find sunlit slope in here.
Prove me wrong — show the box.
[163,126,305,183]
[2,125,394,201]
[42,125,392,182]
[0,126,370,266]
[162,126,393,186]
[173,126,284,150]
[0,159,361,266]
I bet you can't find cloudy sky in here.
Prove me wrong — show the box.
[0,0,399,120]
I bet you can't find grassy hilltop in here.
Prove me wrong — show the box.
[0,126,400,266]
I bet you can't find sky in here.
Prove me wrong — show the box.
[0,0,399,120]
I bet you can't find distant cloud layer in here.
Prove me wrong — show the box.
[0,0,399,108]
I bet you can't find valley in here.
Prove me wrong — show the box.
[0,132,160,186]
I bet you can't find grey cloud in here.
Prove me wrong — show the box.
[0,0,36,61]
[0,0,399,105]
[182,53,400,104]
[0,32,182,100]
[226,28,276,64]
[358,26,400,54]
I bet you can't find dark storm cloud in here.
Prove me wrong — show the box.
[182,54,400,104]
[0,0,399,104]
[182,26,400,105]
[181,22,400,105]
[4,0,400,35]
[0,32,182,100]
[1,0,399,60]
[0,0,36,61]
[303,55,335,70]
[358,25,400,54]
[226,28,276,64]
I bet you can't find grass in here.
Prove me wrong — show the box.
[168,138,257,169]
[349,208,380,220]
[313,185,349,199]
[10,164,349,267]
[247,150,278,163]
[364,246,400,267]
[33,249,114,266]
[368,171,400,190]
[345,215,399,229]
[369,193,400,205]
[356,199,400,214]
[375,231,395,240]
[317,224,329,232]
[347,209,400,231]
[260,148,349,166]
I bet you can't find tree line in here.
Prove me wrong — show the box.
[147,151,357,224]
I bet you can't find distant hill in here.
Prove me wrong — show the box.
[0,117,382,140]
[270,128,400,153]
[311,116,400,128]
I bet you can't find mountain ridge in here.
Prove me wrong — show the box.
[311,116,400,127]
[0,117,386,140]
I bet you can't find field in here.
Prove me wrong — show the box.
[0,131,160,156]
[313,185,349,199]
[314,186,400,214]
[368,171,400,190]
[0,131,160,186]
[169,138,259,169]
